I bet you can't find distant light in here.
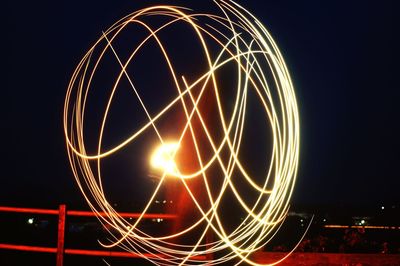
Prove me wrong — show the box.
[163,200,166,204]
[323,219,327,222]
[381,206,385,210]
[300,219,304,223]
[157,218,162,223]
[27,218,34,224]
[361,219,365,225]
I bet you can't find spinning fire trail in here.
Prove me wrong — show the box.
[64,1,304,265]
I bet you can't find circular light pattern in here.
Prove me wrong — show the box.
[64,1,303,265]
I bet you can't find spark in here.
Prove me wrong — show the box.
[64,1,303,265]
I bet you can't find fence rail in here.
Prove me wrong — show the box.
[0,206,177,219]
[0,204,181,266]
[0,243,206,259]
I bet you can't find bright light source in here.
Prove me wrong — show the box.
[150,142,180,176]
[381,206,385,210]
[27,218,34,224]
[361,219,365,225]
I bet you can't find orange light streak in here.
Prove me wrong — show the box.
[324,225,400,230]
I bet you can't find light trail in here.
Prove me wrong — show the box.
[64,1,301,265]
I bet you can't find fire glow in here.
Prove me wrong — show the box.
[151,142,180,177]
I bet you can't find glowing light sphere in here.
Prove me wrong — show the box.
[64,1,302,265]
[151,142,181,177]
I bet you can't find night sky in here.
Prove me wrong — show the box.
[4,0,399,210]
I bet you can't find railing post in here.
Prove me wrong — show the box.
[56,204,66,266]
[206,228,213,265]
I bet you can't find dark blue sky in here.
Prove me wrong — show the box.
[4,0,399,209]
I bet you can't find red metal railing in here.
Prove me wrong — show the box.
[0,206,178,219]
[0,205,196,266]
[2,205,398,265]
